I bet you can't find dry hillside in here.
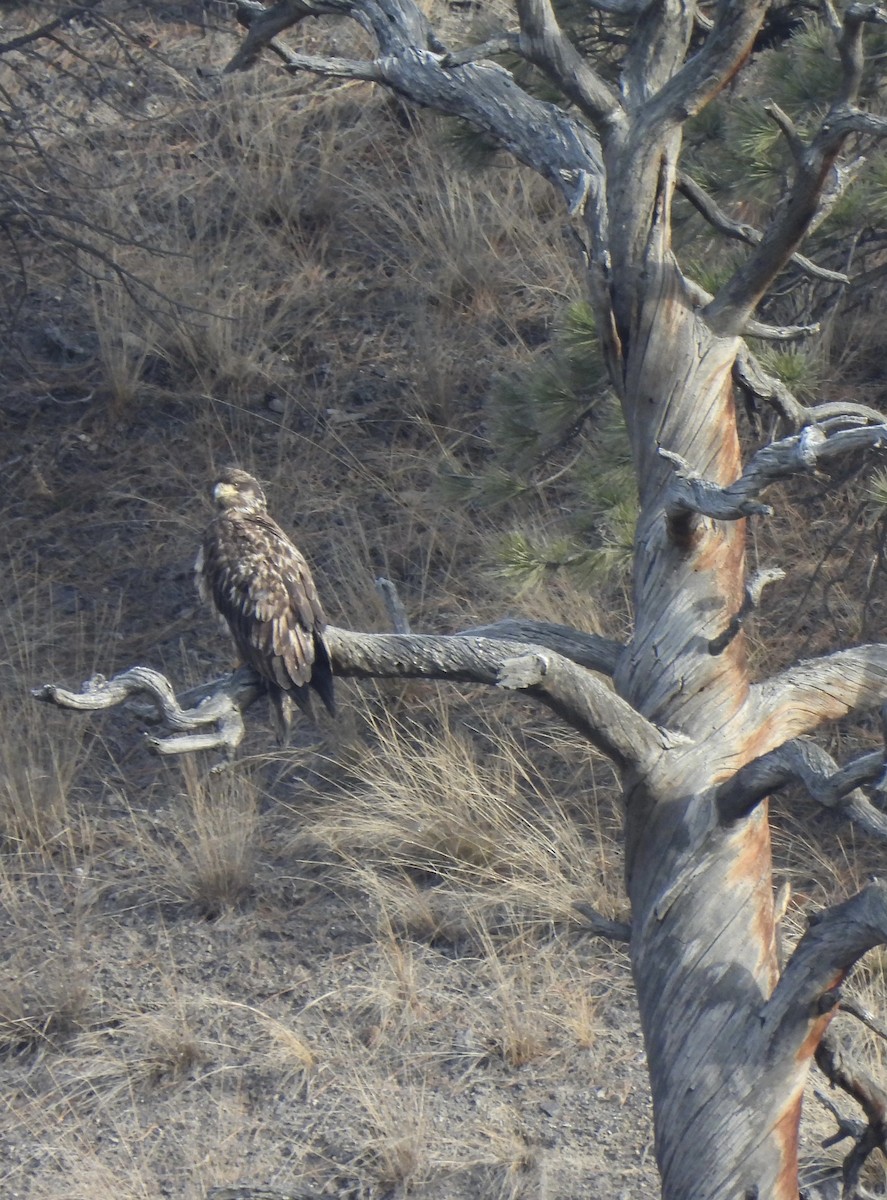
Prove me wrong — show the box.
[1,6,885,1199]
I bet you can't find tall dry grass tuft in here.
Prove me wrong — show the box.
[301,694,622,943]
[147,759,260,917]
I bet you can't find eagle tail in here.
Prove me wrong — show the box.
[311,635,336,718]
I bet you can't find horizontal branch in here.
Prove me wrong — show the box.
[750,643,887,747]
[33,627,662,770]
[742,318,820,342]
[661,418,887,522]
[279,50,382,81]
[463,618,623,675]
[762,883,887,1054]
[325,626,666,767]
[716,737,887,840]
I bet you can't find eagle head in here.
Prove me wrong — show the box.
[211,467,268,515]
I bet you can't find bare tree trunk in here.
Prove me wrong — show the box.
[609,270,784,1196]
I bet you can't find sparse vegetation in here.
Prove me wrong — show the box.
[4,3,887,1199]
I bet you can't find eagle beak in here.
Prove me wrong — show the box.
[213,482,238,504]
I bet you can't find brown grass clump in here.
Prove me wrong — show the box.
[154,761,260,917]
[302,696,622,943]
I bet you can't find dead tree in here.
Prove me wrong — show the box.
[36,1,887,1197]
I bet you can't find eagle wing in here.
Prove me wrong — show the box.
[198,511,333,713]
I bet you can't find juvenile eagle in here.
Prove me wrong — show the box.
[196,467,335,737]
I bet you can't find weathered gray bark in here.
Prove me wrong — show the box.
[36,1,887,1196]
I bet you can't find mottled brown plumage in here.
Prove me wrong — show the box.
[196,468,335,737]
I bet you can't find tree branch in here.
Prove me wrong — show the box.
[227,0,320,72]
[707,567,785,656]
[572,901,632,942]
[704,5,887,333]
[620,0,694,108]
[839,994,887,1044]
[734,346,807,429]
[513,0,624,133]
[0,1,103,57]
[835,2,887,107]
[733,348,887,432]
[440,35,520,68]
[33,666,260,756]
[278,50,382,81]
[375,576,412,634]
[750,644,887,748]
[716,737,887,840]
[815,1025,887,1193]
[659,444,778,520]
[643,0,768,124]
[764,101,805,163]
[676,172,850,284]
[325,627,667,766]
[761,883,887,1055]
[584,0,650,12]
[661,420,887,522]
[463,619,623,675]
[225,0,607,214]
[34,627,664,770]
[741,318,820,342]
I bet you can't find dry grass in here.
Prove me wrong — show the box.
[301,696,622,942]
[0,24,644,1196]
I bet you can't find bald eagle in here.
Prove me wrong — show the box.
[196,468,335,737]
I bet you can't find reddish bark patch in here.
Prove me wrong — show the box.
[772,1091,803,1200]
[725,810,778,991]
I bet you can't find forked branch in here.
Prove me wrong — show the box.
[734,348,887,431]
[34,626,664,770]
[225,0,607,214]
[33,666,261,756]
[716,737,887,840]
[676,171,849,285]
[661,419,887,522]
[514,0,622,131]
[704,4,887,334]
[642,0,768,124]
[816,1027,887,1198]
